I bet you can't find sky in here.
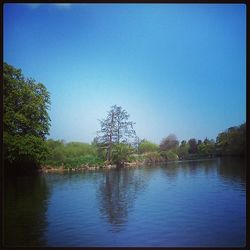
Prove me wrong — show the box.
[4,3,246,144]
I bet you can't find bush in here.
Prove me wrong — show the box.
[144,152,163,163]
[160,150,179,160]
[63,155,104,168]
[111,143,134,165]
[4,132,49,165]
[138,140,159,153]
[43,139,103,168]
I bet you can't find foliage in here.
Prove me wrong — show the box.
[44,121,246,168]
[130,153,146,162]
[188,138,198,154]
[177,140,190,159]
[3,62,50,138]
[4,61,245,170]
[96,105,136,161]
[138,139,158,154]
[43,139,103,167]
[159,134,179,151]
[216,123,246,156]
[3,132,49,166]
[110,143,134,165]
[132,136,141,153]
[160,150,179,160]
[63,155,104,168]
[3,62,51,168]
[197,138,215,155]
[144,152,163,163]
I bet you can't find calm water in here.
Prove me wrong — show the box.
[4,157,246,247]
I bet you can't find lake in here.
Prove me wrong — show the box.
[4,157,246,247]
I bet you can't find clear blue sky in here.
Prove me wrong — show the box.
[4,3,246,144]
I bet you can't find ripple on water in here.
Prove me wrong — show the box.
[5,159,246,247]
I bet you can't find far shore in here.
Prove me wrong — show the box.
[40,156,221,173]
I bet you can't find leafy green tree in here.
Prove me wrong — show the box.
[197,138,215,156]
[216,123,246,156]
[44,139,66,165]
[178,140,190,159]
[138,139,158,154]
[3,133,49,166]
[3,62,51,169]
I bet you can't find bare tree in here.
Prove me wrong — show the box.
[96,105,136,161]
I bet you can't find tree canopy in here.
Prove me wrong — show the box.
[216,123,246,156]
[3,62,51,169]
[159,134,179,151]
[188,138,198,154]
[96,105,136,162]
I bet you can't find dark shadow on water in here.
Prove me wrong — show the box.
[217,157,246,188]
[3,174,51,246]
[3,158,245,246]
[4,160,41,177]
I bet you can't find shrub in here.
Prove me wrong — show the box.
[138,140,159,153]
[111,143,134,165]
[144,152,163,163]
[43,139,103,168]
[160,150,179,160]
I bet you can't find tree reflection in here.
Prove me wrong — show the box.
[4,175,50,246]
[161,163,179,181]
[165,157,246,188]
[218,157,246,187]
[97,168,149,232]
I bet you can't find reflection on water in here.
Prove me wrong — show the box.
[97,168,150,232]
[218,157,246,187]
[3,157,246,247]
[4,175,50,246]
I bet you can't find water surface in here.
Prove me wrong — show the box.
[4,157,246,247]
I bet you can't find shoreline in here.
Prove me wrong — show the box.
[40,157,220,173]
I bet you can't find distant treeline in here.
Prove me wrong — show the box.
[41,122,245,168]
[3,62,246,172]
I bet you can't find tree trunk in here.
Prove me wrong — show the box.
[107,111,115,162]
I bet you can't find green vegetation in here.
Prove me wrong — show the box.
[178,140,190,159]
[160,150,179,161]
[110,143,134,165]
[3,62,51,172]
[43,140,104,168]
[216,123,246,156]
[95,105,136,165]
[144,152,163,163]
[138,139,159,154]
[197,138,216,156]
[3,62,246,173]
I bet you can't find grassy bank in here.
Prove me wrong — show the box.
[40,140,211,172]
